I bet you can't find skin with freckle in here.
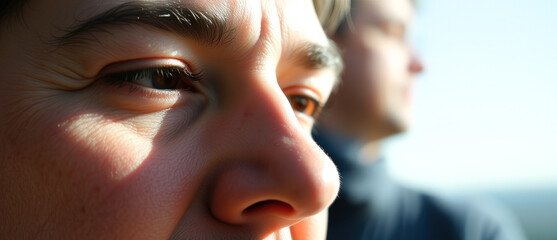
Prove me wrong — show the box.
[0,0,345,239]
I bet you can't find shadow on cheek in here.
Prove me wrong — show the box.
[57,112,156,180]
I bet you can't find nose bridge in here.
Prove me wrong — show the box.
[218,70,315,153]
[207,73,339,230]
[239,79,299,142]
[230,73,321,166]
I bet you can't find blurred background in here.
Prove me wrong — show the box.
[383,0,557,239]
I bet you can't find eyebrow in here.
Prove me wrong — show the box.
[53,1,343,85]
[52,1,232,47]
[294,40,344,86]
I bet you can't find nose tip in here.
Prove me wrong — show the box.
[409,51,425,74]
[209,131,340,230]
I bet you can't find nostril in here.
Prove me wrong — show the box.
[243,200,295,217]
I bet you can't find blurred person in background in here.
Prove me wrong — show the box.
[0,0,348,239]
[313,0,527,239]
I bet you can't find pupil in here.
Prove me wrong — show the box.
[291,96,307,112]
[153,70,180,89]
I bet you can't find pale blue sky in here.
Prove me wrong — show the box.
[384,0,557,191]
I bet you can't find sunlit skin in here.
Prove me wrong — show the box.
[322,0,424,144]
[0,0,341,239]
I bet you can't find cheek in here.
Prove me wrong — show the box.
[1,92,204,236]
[20,104,160,207]
[360,45,407,98]
[54,112,206,236]
[51,102,203,201]
[60,115,152,180]
[341,48,382,102]
[339,41,404,121]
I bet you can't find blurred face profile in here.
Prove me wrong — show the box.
[0,0,341,239]
[332,0,424,140]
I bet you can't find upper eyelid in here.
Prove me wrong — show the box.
[97,58,196,78]
[282,86,326,111]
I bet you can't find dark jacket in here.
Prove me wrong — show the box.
[313,130,526,240]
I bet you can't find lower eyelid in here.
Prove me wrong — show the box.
[104,79,183,99]
[295,112,317,131]
[99,80,207,113]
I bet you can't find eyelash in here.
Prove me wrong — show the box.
[102,66,322,119]
[104,67,204,93]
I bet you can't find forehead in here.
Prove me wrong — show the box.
[20,0,329,53]
[357,0,414,23]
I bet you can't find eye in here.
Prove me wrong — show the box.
[287,95,321,117]
[378,23,406,40]
[105,67,202,91]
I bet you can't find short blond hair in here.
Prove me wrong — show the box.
[313,0,351,35]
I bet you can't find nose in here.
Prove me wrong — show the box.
[409,49,424,74]
[207,79,340,234]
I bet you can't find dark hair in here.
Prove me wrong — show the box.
[0,0,28,25]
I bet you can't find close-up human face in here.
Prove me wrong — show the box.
[333,0,424,140]
[0,0,341,239]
